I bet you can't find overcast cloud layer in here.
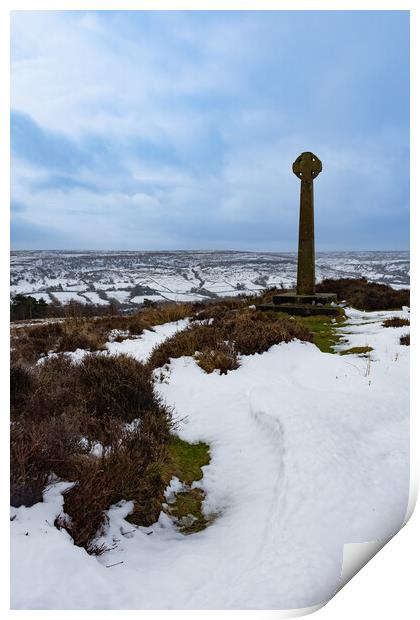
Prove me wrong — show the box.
[11,10,409,251]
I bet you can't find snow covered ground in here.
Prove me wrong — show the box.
[10,308,409,610]
[105,319,189,362]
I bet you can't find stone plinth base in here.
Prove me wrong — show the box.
[257,303,341,317]
[272,292,337,305]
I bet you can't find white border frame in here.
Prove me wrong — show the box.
[1,2,417,618]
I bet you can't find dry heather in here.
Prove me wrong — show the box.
[382,317,410,328]
[400,334,410,346]
[10,320,108,366]
[193,298,248,321]
[215,310,311,356]
[149,309,312,373]
[11,321,66,365]
[11,302,195,366]
[316,278,409,311]
[196,343,239,375]
[248,287,286,305]
[10,354,174,553]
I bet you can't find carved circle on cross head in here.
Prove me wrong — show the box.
[292,152,322,181]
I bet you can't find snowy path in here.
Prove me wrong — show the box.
[11,309,409,609]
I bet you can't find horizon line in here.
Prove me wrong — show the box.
[10,248,410,254]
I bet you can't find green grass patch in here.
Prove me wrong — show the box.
[167,435,210,485]
[166,488,210,534]
[340,346,373,356]
[291,311,346,353]
[164,435,212,534]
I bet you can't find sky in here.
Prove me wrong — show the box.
[10,10,409,251]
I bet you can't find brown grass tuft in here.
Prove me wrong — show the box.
[192,298,247,321]
[215,309,312,356]
[10,412,88,507]
[11,321,65,365]
[196,343,239,374]
[400,333,410,346]
[57,424,169,551]
[10,353,174,553]
[11,302,194,366]
[57,322,107,353]
[141,303,193,326]
[149,308,312,372]
[382,317,410,328]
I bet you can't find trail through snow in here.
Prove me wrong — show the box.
[11,308,409,609]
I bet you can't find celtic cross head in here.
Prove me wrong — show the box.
[292,152,322,181]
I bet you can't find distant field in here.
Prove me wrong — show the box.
[10,250,410,308]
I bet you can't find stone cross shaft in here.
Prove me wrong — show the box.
[292,151,322,296]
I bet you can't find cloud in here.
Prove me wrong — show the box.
[11,10,409,250]
[11,111,85,172]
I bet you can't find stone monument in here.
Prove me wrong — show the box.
[294,151,320,296]
[259,151,339,316]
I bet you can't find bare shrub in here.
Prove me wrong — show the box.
[90,303,192,338]
[192,298,246,321]
[57,321,106,352]
[11,418,50,507]
[10,412,88,507]
[316,278,410,311]
[382,317,410,328]
[141,303,193,326]
[215,310,312,356]
[10,364,34,417]
[10,353,173,556]
[58,424,169,551]
[149,309,312,372]
[18,356,81,424]
[400,334,410,346]
[55,461,110,554]
[196,343,239,374]
[78,354,167,425]
[11,321,65,365]
[148,324,221,369]
[11,302,195,367]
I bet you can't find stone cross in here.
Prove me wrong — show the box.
[292,151,322,296]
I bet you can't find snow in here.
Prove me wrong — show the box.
[11,309,409,610]
[11,250,410,302]
[156,292,208,302]
[130,294,164,305]
[106,290,132,303]
[11,483,119,609]
[37,348,91,366]
[52,292,89,304]
[82,291,110,305]
[105,319,190,362]
[61,283,88,292]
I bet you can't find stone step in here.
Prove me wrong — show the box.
[272,292,337,305]
[256,303,342,317]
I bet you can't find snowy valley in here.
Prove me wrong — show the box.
[11,250,410,308]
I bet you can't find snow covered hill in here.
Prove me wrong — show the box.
[10,250,409,307]
[11,307,410,610]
